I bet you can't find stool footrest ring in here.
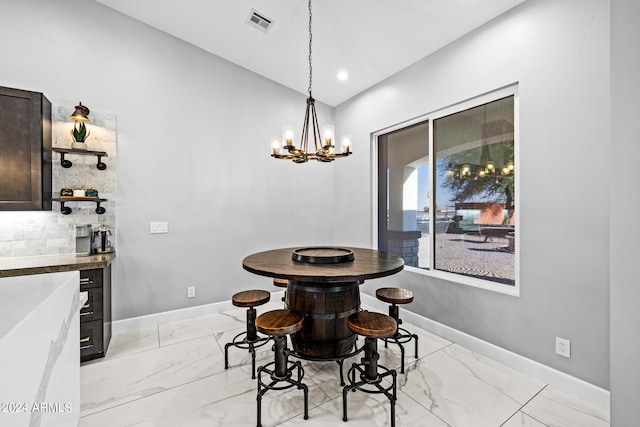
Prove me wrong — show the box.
[224,331,271,380]
[257,360,305,392]
[228,331,272,349]
[343,362,397,427]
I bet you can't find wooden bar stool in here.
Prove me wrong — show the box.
[224,290,271,379]
[273,278,288,307]
[376,287,419,373]
[343,311,398,427]
[256,309,308,427]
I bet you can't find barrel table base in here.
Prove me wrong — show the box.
[286,280,360,359]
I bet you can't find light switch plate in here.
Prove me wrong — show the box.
[150,221,168,234]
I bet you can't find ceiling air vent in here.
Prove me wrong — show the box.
[246,9,274,33]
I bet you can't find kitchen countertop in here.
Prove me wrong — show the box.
[0,252,115,278]
[0,271,84,426]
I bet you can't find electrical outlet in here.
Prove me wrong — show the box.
[187,286,196,298]
[556,336,571,358]
[150,221,169,234]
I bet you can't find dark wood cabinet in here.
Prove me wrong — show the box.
[79,265,112,362]
[0,85,52,211]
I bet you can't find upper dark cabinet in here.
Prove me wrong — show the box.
[0,86,52,211]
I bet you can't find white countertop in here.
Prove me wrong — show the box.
[0,271,79,341]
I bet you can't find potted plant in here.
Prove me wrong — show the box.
[71,121,90,150]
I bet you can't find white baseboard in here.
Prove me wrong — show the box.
[360,293,610,413]
[112,291,286,334]
[111,300,234,333]
[113,291,608,412]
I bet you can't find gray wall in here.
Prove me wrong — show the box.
[610,0,640,424]
[0,0,337,319]
[334,0,611,389]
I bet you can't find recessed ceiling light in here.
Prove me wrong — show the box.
[336,70,349,81]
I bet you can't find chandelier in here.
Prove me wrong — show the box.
[270,0,352,163]
[453,142,514,181]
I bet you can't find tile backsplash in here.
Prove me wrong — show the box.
[0,104,117,258]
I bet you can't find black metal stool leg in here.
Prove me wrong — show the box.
[256,373,263,427]
[250,342,256,379]
[336,359,345,386]
[299,362,309,420]
[256,335,309,425]
[342,384,349,422]
[385,302,419,373]
[342,336,397,425]
[391,370,397,427]
[225,306,271,379]
[224,341,232,370]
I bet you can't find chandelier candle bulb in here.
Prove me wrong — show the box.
[341,134,352,153]
[322,125,334,147]
[282,126,295,148]
[271,137,281,155]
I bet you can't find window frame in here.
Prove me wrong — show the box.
[371,84,520,296]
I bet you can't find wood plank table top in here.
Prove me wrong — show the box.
[242,247,404,284]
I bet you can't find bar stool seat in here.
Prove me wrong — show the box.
[224,290,272,379]
[256,309,308,427]
[233,289,271,307]
[347,311,397,338]
[272,278,288,288]
[273,278,288,307]
[256,309,303,336]
[343,311,398,427]
[376,287,419,374]
[376,287,414,305]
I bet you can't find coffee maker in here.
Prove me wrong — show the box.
[92,224,114,254]
[75,224,92,257]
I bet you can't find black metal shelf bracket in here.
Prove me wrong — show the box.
[59,152,73,168]
[60,202,72,215]
[54,149,107,170]
[57,200,106,215]
[96,155,107,170]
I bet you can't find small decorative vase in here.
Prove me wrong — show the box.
[72,141,87,150]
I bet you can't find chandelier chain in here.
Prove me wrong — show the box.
[308,0,313,97]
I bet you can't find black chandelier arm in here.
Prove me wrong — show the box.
[300,99,312,154]
[310,101,321,152]
[271,150,351,163]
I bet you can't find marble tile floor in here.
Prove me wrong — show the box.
[79,300,609,427]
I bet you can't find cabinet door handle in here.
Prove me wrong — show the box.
[80,337,90,343]
[82,303,90,309]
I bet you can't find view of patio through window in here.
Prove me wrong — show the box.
[378,92,516,288]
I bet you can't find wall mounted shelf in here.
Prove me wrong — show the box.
[52,147,108,170]
[52,197,107,215]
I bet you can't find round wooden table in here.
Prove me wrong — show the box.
[242,247,404,359]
